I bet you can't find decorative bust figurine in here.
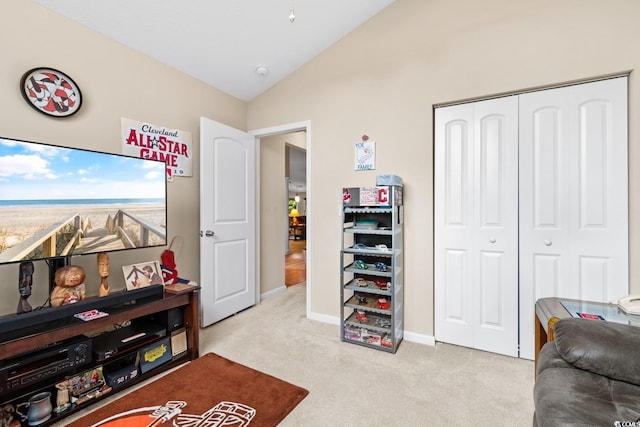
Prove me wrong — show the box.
[50,265,86,306]
[97,253,110,297]
[17,261,34,314]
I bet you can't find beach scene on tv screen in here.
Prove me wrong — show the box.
[0,138,167,263]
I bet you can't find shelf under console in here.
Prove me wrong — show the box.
[0,286,199,361]
[0,285,164,341]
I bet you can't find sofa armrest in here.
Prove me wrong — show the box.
[536,341,574,377]
[553,318,640,386]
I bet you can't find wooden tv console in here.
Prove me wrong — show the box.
[0,286,199,426]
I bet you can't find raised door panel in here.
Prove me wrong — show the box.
[214,239,249,301]
[443,249,471,325]
[445,120,471,229]
[532,108,562,229]
[579,101,609,229]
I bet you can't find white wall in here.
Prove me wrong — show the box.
[247,0,640,338]
[3,0,640,344]
[0,0,245,316]
[260,134,287,295]
[260,132,307,295]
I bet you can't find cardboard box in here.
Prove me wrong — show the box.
[342,186,402,207]
[170,327,188,360]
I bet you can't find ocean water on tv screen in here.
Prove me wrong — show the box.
[0,198,164,208]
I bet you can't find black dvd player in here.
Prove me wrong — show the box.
[92,320,166,361]
[0,335,92,396]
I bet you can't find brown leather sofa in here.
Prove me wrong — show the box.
[534,318,640,426]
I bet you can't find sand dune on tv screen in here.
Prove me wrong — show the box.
[0,204,165,252]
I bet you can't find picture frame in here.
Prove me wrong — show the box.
[122,261,163,291]
[355,140,376,171]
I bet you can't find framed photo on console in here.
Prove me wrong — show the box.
[122,261,163,291]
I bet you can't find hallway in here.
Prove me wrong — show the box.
[285,240,306,286]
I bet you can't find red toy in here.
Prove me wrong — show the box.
[161,248,179,285]
[355,310,369,323]
[377,298,390,310]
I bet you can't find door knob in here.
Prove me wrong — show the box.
[544,240,552,246]
[489,237,496,243]
[204,230,215,237]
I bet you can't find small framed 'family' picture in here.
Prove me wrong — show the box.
[122,261,163,291]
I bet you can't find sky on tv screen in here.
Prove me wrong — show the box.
[0,138,166,201]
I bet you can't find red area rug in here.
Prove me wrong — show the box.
[68,353,308,427]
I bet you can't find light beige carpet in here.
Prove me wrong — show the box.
[201,283,536,426]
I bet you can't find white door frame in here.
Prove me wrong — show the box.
[250,121,312,318]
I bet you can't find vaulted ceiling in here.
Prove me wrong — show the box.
[34,0,395,101]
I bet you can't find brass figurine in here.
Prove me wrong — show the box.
[50,265,86,306]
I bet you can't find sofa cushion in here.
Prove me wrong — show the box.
[553,318,640,386]
[534,364,640,427]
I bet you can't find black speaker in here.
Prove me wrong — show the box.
[145,307,184,332]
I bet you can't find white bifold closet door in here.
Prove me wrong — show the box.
[434,96,520,357]
[518,78,628,359]
[435,77,628,359]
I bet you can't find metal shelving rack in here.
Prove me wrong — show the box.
[340,186,403,353]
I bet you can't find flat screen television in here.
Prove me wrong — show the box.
[0,135,167,334]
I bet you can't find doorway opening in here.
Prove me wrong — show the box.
[251,121,312,318]
[286,144,306,287]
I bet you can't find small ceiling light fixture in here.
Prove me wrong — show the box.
[289,0,295,23]
[255,65,269,77]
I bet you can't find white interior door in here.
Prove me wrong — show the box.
[435,96,519,357]
[200,117,256,327]
[518,77,628,359]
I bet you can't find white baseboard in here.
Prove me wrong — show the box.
[308,312,436,346]
[404,331,436,346]
[261,286,287,300]
[308,311,340,325]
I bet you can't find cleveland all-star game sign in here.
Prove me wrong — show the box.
[121,117,193,181]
